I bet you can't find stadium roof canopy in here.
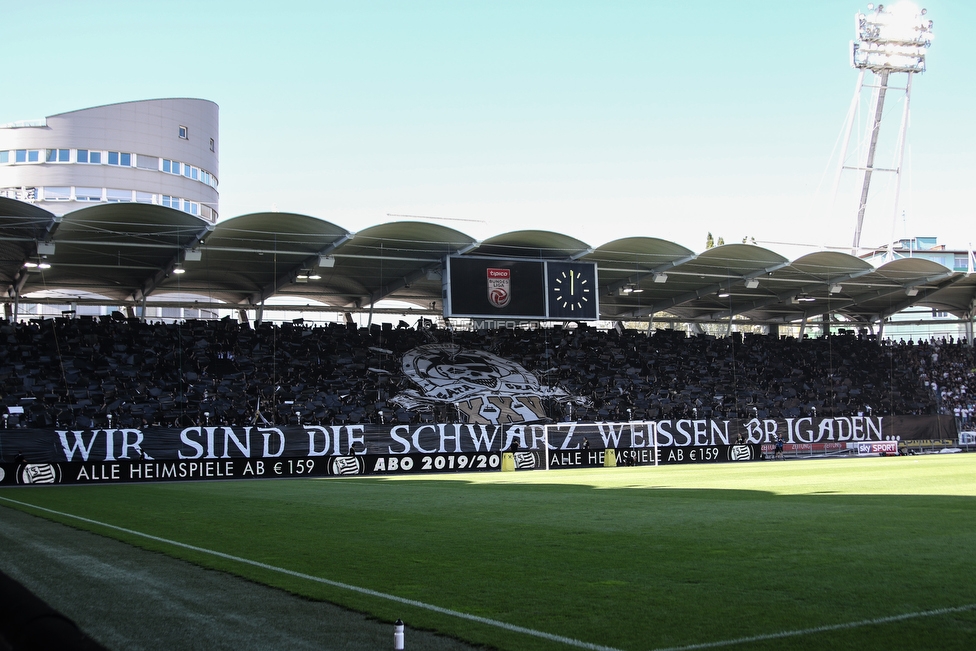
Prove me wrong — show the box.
[2,198,975,327]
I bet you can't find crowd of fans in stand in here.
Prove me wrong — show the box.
[914,336,976,430]
[0,314,971,431]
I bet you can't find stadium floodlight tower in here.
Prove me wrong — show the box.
[833,2,933,256]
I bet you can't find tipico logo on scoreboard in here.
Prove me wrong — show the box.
[487,267,511,308]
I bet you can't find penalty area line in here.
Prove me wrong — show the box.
[651,603,976,651]
[0,496,622,651]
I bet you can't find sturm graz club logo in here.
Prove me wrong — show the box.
[728,445,754,461]
[514,451,542,470]
[330,456,365,476]
[17,463,61,484]
[487,267,511,308]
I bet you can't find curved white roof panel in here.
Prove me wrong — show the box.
[2,197,974,323]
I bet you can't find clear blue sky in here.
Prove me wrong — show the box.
[4,1,972,255]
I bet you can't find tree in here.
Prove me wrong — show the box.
[706,232,714,249]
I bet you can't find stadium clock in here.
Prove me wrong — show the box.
[546,261,598,320]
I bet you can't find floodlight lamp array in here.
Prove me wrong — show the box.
[851,3,933,73]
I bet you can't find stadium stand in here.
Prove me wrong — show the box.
[1,316,973,431]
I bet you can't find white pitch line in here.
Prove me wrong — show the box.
[0,496,622,651]
[650,603,976,651]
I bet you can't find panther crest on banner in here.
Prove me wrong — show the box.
[391,344,589,425]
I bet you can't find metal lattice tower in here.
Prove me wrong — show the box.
[829,3,933,256]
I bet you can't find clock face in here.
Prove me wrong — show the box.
[547,262,598,320]
[553,269,590,310]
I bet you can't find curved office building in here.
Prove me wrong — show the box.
[0,98,219,221]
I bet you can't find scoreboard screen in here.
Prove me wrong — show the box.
[444,257,598,321]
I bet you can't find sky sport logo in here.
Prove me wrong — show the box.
[487,268,511,308]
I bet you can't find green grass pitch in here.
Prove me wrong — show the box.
[3,455,975,650]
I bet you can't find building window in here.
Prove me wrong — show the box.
[107,151,131,166]
[135,192,155,204]
[75,187,103,202]
[0,151,7,164]
[179,125,188,139]
[77,150,102,164]
[42,187,71,201]
[45,149,70,163]
[15,150,40,163]
[1,187,37,201]
[135,154,159,170]
[106,189,132,203]
[209,138,215,152]
[162,195,180,209]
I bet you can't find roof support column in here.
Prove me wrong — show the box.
[255,301,264,327]
[966,304,974,347]
[798,315,808,340]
